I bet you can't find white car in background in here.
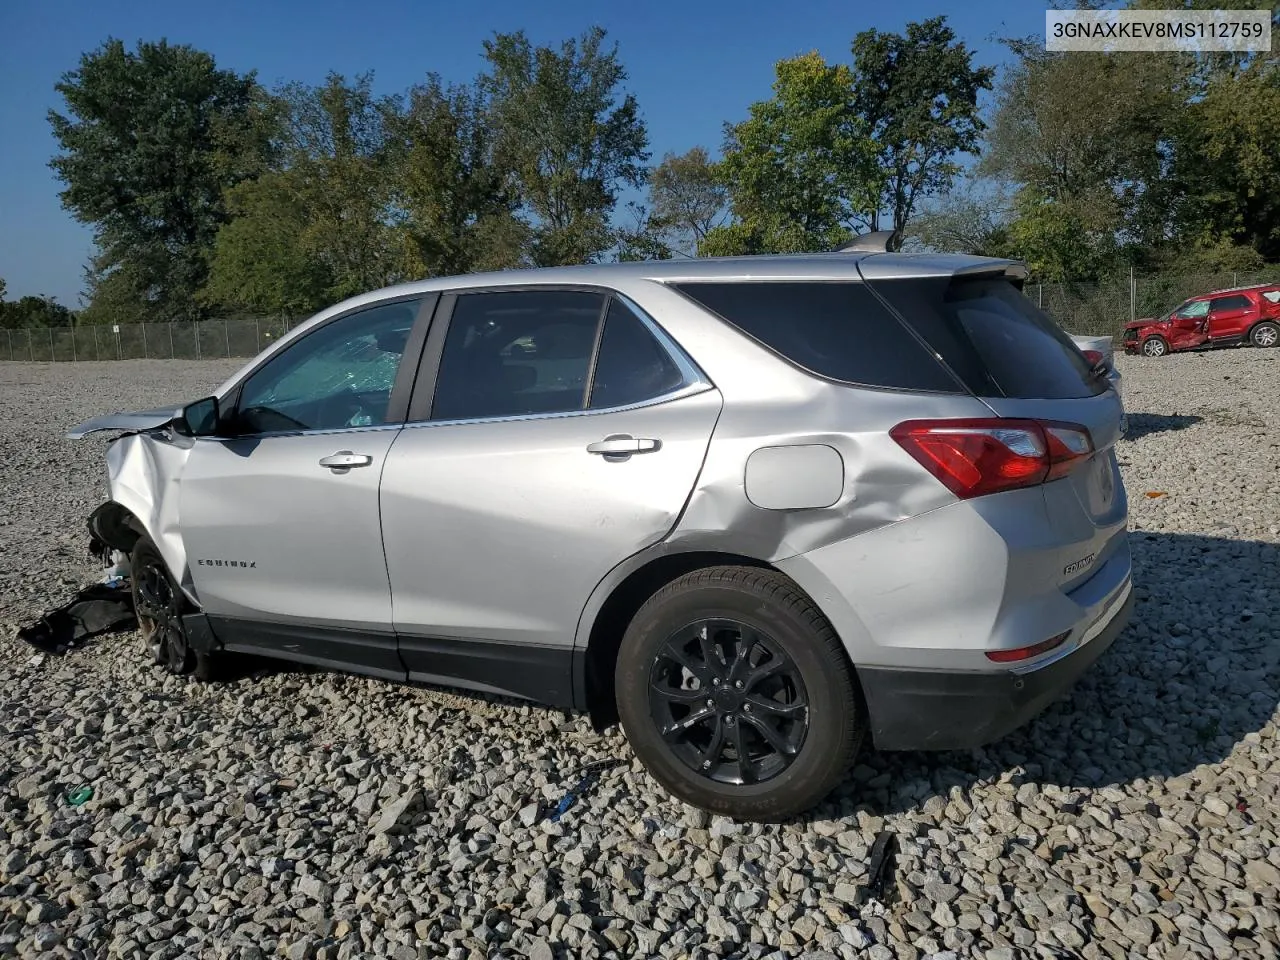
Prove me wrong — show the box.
[1071,334,1125,431]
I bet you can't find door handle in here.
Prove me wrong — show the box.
[319,451,373,470]
[586,435,661,457]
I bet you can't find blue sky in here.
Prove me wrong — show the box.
[0,0,1044,306]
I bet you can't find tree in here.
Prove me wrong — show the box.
[1169,61,1280,261]
[480,27,649,266]
[908,178,1014,258]
[275,72,404,300]
[203,173,331,318]
[705,52,878,256]
[388,75,527,277]
[0,295,74,330]
[48,39,269,321]
[849,17,994,246]
[647,147,728,256]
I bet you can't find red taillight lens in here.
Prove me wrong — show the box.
[1082,349,1105,367]
[890,418,1094,499]
[985,630,1071,663]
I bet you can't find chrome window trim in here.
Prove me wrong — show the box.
[401,381,716,432]
[198,423,405,442]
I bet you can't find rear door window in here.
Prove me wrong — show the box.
[867,276,1107,400]
[671,281,959,392]
[1209,294,1250,312]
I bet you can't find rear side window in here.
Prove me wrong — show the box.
[589,299,687,409]
[672,281,959,392]
[868,276,1107,400]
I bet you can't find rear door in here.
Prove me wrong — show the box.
[1206,293,1254,341]
[378,288,721,704]
[860,268,1127,590]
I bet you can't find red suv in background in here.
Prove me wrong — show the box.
[1123,283,1280,357]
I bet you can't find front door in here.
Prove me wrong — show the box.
[180,298,428,678]
[378,289,722,704]
[1169,299,1210,350]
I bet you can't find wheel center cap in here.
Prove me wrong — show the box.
[714,688,742,711]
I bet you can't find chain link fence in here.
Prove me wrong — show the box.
[3,269,1278,361]
[0,317,293,362]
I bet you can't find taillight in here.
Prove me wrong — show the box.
[1082,349,1105,367]
[890,418,1094,499]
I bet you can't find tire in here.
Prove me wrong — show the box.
[131,536,215,681]
[615,566,864,821]
[1141,336,1168,358]
[1251,321,1279,348]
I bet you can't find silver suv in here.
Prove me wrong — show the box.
[71,252,1133,820]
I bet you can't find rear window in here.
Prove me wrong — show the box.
[868,276,1107,400]
[671,281,959,392]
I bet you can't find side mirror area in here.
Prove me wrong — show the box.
[176,396,221,437]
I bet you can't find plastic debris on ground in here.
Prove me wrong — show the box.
[66,786,94,806]
[526,758,626,825]
[860,830,899,905]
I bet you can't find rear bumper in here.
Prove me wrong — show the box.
[860,586,1134,751]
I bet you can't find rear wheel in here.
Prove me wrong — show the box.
[615,566,864,821]
[1251,321,1279,348]
[1141,336,1169,358]
[131,537,214,681]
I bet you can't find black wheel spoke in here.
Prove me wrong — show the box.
[660,705,715,741]
[661,638,708,683]
[650,684,707,706]
[741,713,798,756]
[697,629,723,678]
[730,721,755,784]
[698,716,726,767]
[745,693,807,718]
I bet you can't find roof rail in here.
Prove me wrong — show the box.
[1206,281,1278,295]
[832,230,899,254]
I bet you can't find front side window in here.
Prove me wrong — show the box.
[236,299,419,434]
[1177,300,1210,319]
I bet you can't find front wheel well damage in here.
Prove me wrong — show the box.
[581,551,778,731]
[88,501,145,554]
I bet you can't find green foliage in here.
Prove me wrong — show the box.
[203,173,331,318]
[48,39,268,322]
[0,294,74,330]
[480,27,649,266]
[388,75,527,277]
[715,52,877,254]
[908,179,1015,258]
[850,17,994,243]
[647,147,728,256]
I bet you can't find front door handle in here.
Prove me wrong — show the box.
[586,435,661,458]
[319,451,373,471]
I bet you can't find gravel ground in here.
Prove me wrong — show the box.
[1,352,1278,960]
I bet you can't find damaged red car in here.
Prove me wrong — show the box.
[1123,283,1280,357]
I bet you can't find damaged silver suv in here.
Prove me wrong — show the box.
[70,247,1133,820]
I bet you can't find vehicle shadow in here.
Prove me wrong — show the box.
[803,530,1280,825]
[1122,412,1203,440]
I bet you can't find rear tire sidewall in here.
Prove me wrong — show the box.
[1252,322,1279,348]
[1142,336,1168,357]
[616,573,860,820]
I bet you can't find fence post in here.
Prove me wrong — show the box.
[224,319,231,358]
[5,329,11,361]
[93,326,100,361]
[71,326,77,362]
[168,323,174,359]
[1129,266,1136,324]
[255,318,261,353]
[142,323,148,359]
[195,321,202,360]
[48,327,54,361]
[1037,284,1043,309]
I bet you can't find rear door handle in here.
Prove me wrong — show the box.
[319,451,373,470]
[586,436,661,457]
